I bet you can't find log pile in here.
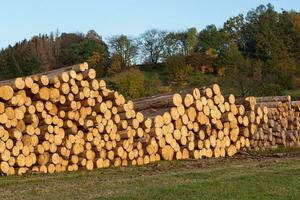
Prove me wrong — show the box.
[0,63,160,175]
[0,62,299,176]
[134,87,271,161]
[250,97,300,150]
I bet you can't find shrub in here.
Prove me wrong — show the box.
[165,55,188,83]
[145,73,162,96]
[107,53,122,75]
[259,83,283,96]
[109,68,145,99]
[185,52,213,70]
[186,64,194,75]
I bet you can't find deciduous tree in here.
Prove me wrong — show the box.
[109,35,138,67]
[139,29,167,64]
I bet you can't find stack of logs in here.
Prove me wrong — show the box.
[0,62,298,176]
[0,63,161,175]
[133,86,269,161]
[250,96,300,150]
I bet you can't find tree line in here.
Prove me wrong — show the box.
[0,4,300,97]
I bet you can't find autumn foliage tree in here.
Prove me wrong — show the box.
[0,30,109,80]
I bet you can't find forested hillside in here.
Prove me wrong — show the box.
[0,4,300,98]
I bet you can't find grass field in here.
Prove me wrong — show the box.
[1,151,300,200]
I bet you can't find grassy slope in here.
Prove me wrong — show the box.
[140,66,300,99]
[0,153,300,200]
[140,66,231,98]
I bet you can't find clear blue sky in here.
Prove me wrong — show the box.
[0,0,299,49]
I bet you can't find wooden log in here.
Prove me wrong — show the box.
[133,93,182,111]
[0,86,14,101]
[235,96,256,110]
[255,96,291,103]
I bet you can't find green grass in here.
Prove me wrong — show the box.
[1,154,300,200]
[141,66,230,94]
[142,67,169,85]
[139,66,242,97]
[284,89,300,100]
